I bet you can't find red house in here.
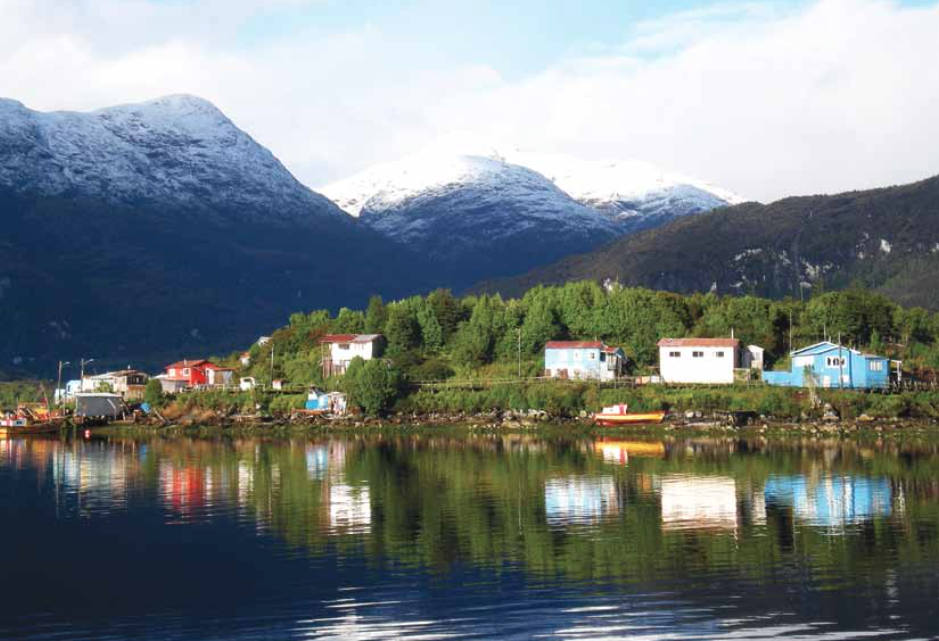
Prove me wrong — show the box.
[163,359,234,388]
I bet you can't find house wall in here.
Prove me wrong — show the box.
[545,348,611,381]
[329,341,377,366]
[659,346,737,384]
[764,344,890,389]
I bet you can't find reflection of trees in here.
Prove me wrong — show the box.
[7,435,939,590]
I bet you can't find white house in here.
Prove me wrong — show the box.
[319,334,385,377]
[657,338,743,384]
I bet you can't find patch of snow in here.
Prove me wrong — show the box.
[0,95,344,221]
[880,239,892,254]
[734,248,763,262]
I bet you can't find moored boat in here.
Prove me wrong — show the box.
[592,404,666,426]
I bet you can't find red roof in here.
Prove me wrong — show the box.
[657,338,740,348]
[546,341,604,349]
[165,359,211,370]
[319,334,358,344]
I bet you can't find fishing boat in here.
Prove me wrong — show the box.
[0,406,67,436]
[592,404,666,426]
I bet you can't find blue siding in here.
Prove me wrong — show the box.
[762,342,890,390]
[545,347,603,377]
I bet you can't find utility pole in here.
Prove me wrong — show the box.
[788,309,793,354]
[517,328,522,378]
[270,343,275,387]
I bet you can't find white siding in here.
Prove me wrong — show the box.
[329,340,377,367]
[659,346,737,384]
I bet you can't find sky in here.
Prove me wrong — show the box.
[2,0,938,201]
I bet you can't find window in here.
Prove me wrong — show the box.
[339,344,350,350]
[588,352,596,360]
[716,351,725,358]
[869,361,884,371]
[182,368,190,376]
[669,351,681,358]
[693,351,704,358]
[574,351,582,361]
[826,356,846,368]
[599,353,606,362]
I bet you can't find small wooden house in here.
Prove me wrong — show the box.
[319,334,385,377]
[544,341,625,381]
[762,341,893,389]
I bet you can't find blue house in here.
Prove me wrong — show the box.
[762,341,891,390]
[544,341,625,381]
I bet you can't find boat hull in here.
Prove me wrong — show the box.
[0,421,65,436]
[593,411,666,426]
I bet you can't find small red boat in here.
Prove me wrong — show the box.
[592,404,666,427]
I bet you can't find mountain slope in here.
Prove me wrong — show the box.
[477,175,939,310]
[321,147,741,287]
[0,96,434,374]
[322,152,622,286]
[0,94,346,221]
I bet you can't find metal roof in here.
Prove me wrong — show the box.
[657,338,740,348]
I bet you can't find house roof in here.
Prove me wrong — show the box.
[546,341,604,349]
[791,341,862,357]
[165,359,211,370]
[319,333,383,344]
[657,338,740,348]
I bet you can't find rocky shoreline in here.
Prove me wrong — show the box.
[101,404,939,439]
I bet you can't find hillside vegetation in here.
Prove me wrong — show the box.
[231,283,939,401]
[477,175,939,309]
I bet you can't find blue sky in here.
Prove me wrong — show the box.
[5,0,939,200]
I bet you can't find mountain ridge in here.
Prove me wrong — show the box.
[474,173,939,309]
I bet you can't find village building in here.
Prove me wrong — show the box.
[159,359,234,392]
[657,338,762,385]
[762,341,894,389]
[79,370,149,400]
[544,341,625,381]
[319,334,385,377]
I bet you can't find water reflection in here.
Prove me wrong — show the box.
[2,434,939,640]
[765,475,893,530]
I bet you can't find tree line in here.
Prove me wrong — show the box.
[233,282,939,389]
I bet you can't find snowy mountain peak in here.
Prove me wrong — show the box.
[0,95,345,221]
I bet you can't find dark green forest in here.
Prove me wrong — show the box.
[235,282,939,389]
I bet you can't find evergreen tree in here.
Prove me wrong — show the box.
[365,296,388,334]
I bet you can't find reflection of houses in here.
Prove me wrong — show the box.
[544,341,625,381]
[660,475,739,531]
[327,484,371,532]
[763,341,893,389]
[764,475,892,528]
[544,476,620,526]
[319,334,385,378]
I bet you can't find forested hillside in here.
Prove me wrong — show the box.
[477,175,939,309]
[236,282,939,389]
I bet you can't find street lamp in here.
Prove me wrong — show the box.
[56,360,71,406]
[80,358,95,388]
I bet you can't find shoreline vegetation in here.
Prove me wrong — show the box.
[6,282,939,432]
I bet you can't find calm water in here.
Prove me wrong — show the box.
[2,433,939,640]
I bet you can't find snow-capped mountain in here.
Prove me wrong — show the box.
[0,95,433,373]
[0,94,345,221]
[322,151,622,284]
[321,141,744,280]
[505,153,745,231]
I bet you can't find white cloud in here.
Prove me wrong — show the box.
[2,0,938,201]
